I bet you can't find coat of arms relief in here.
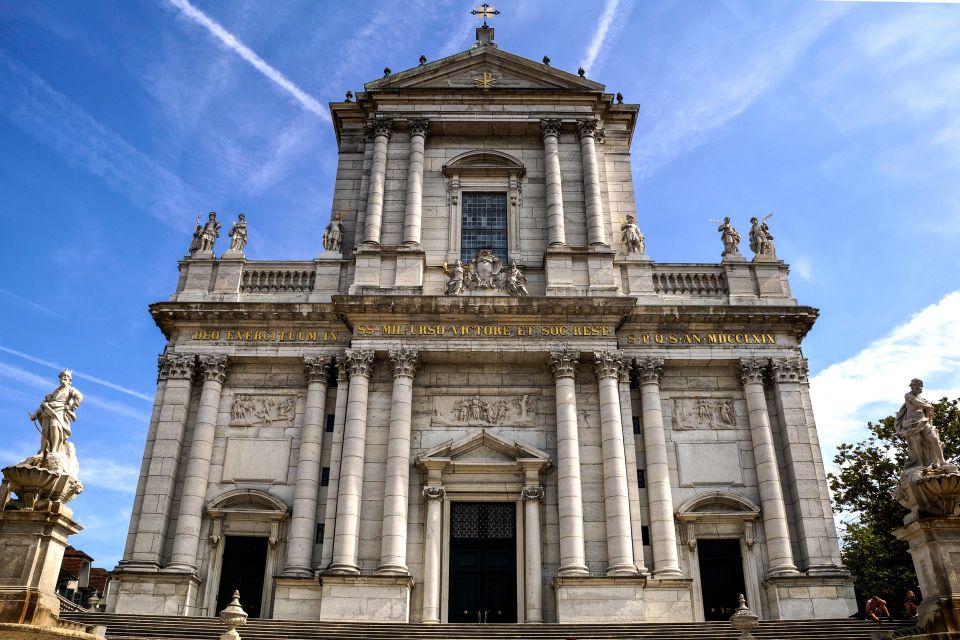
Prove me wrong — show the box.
[431,393,537,427]
[443,249,528,296]
[671,397,737,431]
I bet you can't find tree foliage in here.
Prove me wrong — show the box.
[828,396,960,616]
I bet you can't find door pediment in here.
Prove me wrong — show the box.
[417,429,550,475]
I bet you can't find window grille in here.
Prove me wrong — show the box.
[451,502,515,540]
[461,192,508,264]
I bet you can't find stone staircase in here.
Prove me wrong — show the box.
[61,612,917,640]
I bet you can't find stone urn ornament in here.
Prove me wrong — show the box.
[218,590,248,640]
[729,594,759,639]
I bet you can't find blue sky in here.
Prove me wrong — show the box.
[1,0,959,569]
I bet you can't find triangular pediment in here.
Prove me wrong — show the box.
[417,429,550,467]
[365,46,604,93]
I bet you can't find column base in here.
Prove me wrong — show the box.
[318,575,413,622]
[556,564,590,577]
[374,565,410,577]
[552,575,693,623]
[109,568,201,616]
[605,564,640,577]
[763,574,856,620]
[280,566,315,579]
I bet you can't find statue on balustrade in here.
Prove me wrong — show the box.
[194,211,220,254]
[188,214,203,254]
[323,212,344,252]
[749,214,776,258]
[712,216,741,258]
[895,378,949,473]
[621,214,645,255]
[443,259,466,296]
[226,213,247,254]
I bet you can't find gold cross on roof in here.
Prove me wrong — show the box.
[471,3,500,27]
[473,72,496,88]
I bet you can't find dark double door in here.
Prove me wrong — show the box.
[215,536,268,619]
[448,502,517,623]
[698,538,747,621]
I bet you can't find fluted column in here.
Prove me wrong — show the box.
[618,363,649,575]
[362,119,393,245]
[522,485,545,623]
[320,356,350,569]
[403,119,429,245]
[328,349,376,574]
[283,355,332,577]
[550,350,588,576]
[377,347,419,575]
[167,354,229,571]
[593,350,638,575]
[576,119,606,246]
[124,354,196,568]
[421,485,445,624]
[540,119,566,246]
[740,358,798,577]
[635,357,682,577]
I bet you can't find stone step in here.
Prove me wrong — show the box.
[61,612,916,640]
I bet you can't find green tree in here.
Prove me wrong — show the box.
[828,396,960,617]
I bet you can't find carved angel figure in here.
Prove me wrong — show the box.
[502,259,529,297]
[323,213,344,252]
[227,213,247,253]
[621,214,645,255]
[443,260,466,296]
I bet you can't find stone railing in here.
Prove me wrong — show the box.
[240,262,316,293]
[652,266,727,296]
[57,593,89,613]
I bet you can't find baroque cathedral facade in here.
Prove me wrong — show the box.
[107,26,855,624]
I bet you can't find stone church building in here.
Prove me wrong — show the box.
[107,26,855,624]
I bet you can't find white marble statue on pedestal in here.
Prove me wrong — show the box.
[621,214,645,255]
[225,213,248,256]
[749,214,776,259]
[712,217,742,258]
[323,212,344,252]
[28,369,84,478]
[895,378,949,473]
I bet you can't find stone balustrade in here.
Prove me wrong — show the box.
[240,263,316,293]
[652,267,727,296]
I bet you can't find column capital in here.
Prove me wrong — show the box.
[389,347,419,379]
[619,361,633,385]
[407,118,430,138]
[198,354,229,383]
[739,358,768,386]
[550,349,580,379]
[422,486,446,501]
[539,118,562,139]
[769,356,809,384]
[335,353,350,385]
[594,350,624,380]
[522,485,545,502]
[576,118,605,142]
[367,118,393,140]
[343,349,375,380]
[303,355,333,384]
[157,353,196,381]
[634,357,664,385]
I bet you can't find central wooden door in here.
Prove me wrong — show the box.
[448,502,517,623]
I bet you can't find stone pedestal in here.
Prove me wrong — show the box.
[272,577,323,620]
[317,575,413,622]
[552,575,693,623]
[0,510,81,627]
[109,569,200,616]
[762,574,856,620]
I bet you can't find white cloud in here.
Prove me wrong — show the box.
[810,290,960,460]
[0,345,152,401]
[165,0,330,121]
[581,0,628,76]
[79,457,139,494]
[0,53,196,229]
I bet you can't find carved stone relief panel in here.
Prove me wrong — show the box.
[229,392,299,427]
[431,392,538,427]
[671,397,737,430]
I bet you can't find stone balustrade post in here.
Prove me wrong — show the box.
[635,357,682,577]
[540,119,567,246]
[421,485,446,624]
[377,347,419,575]
[283,355,332,577]
[402,119,429,245]
[576,119,607,246]
[550,350,589,576]
[522,484,545,623]
[167,354,229,572]
[362,119,393,246]
[328,349,375,574]
[740,358,799,577]
[594,350,639,575]
[122,354,196,568]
